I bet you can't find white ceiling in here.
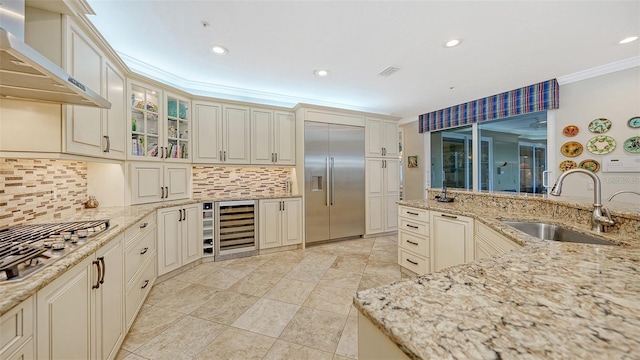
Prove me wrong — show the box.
[83,1,640,121]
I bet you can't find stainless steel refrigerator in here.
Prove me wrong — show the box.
[304,122,365,243]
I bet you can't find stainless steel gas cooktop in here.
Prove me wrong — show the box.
[0,220,111,283]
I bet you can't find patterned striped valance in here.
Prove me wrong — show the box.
[418,79,559,133]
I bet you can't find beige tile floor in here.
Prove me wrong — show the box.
[116,234,406,360]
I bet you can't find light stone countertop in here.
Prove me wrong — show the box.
[0,194,300,316]
[354,193,640,359]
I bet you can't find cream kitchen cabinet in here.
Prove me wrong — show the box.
[365,158,399,235]
[36,234,124,360]
[124,213,157,330]
[251,108,296,165]
[130,83,190,162]
[157,204,201,276]
[0,296,34,360]
[129,162,191,205]
[397,206,430,275]
[259,198,302,249]
[192,101,251,164]
[474,221,522,260]
[64,19,126,160]
[365,117,399,158]
[430,211,474,272]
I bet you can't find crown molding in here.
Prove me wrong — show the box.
[118,53,385,114]
[557,56,640,85]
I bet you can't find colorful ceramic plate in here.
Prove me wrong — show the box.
[623,136,640,153]
[579,159,600,172]
[561,141,583,157]
[588,118,612,133]
[628,116,640,128]
[559,160,577,172]
[562,125,579,137]
[587,135,616,155]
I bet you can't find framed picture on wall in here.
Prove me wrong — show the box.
[408,155,418,168]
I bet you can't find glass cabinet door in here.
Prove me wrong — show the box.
[130,84,160,158]
[166,94,190,160]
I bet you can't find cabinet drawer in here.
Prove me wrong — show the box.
[398,249,429,275]
[399,206,428,222]
[0,296,33,358]
[398,230,428,257]
[399,218,428,236]
[125,225,156,285]
[125,213,155,245]
[126,256,156,329]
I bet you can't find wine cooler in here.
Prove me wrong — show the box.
[214,200,258,261]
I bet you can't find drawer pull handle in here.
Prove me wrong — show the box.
[140,247,149,255]
[141,280,150,289]
[407,211,419,216]
[406,240,419,246]
[441,214,458,219]
[140,222,148,229]
[406,259,419,265]
[406,224,419,229]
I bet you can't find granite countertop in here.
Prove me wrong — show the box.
[354,195,640,359]
[0,194,300,316]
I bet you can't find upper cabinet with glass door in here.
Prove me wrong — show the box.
[129,81,191,162]
[165,93,191,161]
[130,82,162,160]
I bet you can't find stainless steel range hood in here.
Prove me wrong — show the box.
[1,27,110,108]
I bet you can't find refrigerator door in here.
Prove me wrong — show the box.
[329,124,365,239]
[304,122,330,242]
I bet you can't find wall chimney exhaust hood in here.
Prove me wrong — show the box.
[1,27,111,108]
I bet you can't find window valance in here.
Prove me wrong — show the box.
[418,79,559,133]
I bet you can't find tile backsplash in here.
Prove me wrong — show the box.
[192,166,293,198]
[0,158,88,228]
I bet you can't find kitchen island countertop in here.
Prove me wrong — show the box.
[354,195,640,359]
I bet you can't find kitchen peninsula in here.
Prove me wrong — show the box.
[355,190,640,359]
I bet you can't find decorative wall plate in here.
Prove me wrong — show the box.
[623,136,640,153]
[560,141,583,157]
[588,118,612,133]
[562,125,579,137]
[628,116,640,129]
[559,160,577,172]
[578,159,600,172]
[587,135,616,155]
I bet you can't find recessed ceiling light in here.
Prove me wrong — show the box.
[619,36,638,44]
[314,69,329,77]
[211,45,228,55]
[445,39,462,48]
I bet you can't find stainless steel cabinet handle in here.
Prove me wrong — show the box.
[141,280,149,289]
[330,157,335,206]
[407,211,419,216]
[140,247,149,255]
[140,222,148,229]
[406,258,418,265]
[92,260,101,289]
[406,224,419,229]
[441,214,458,219]
[326,157,330,207]
[98,256,105,284]
[406,240,419,246]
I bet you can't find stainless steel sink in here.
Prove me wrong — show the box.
[503,221,613,245]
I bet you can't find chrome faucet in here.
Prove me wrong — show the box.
[549,169,614,232]
[608,190,640,202]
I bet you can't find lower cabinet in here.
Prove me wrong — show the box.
[397,206,430,275]
[474,221,522,260]
[0,296,34,360]
[358,312,409,360]
[157,204,201,276]
[259,198,302,250]
[430,211,474,272]
[36,234,124,360]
